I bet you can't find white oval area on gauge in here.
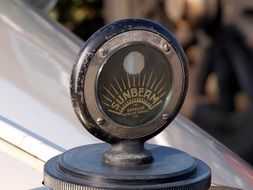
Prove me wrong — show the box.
[123,51,144,75]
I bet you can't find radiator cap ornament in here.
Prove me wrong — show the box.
[43,19,211,190]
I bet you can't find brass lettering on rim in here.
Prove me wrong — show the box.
[101,71,167,117]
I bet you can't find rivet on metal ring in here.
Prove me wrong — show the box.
[99,48,107,57]
[163,43,171,52]
[96,117,105,125]
[161,113,169,121]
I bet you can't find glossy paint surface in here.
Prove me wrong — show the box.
[152,115,253,189]
[0,0,98,151]
[0,1,252,189]
[0,139,44,189]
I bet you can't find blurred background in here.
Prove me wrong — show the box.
[49,0,253,165]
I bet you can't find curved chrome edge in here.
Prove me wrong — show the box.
[23,0,57,13]
[210,184,242,190]
[0,115,63,162]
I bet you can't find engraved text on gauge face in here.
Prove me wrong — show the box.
[96,44,173,126]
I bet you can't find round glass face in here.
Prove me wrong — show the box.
[96,43,173,126]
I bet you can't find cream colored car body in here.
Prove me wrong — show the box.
[0,0,253,189]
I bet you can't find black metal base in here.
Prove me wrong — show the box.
[44,143,211,190]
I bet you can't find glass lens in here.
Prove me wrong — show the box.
[96,43,173,126]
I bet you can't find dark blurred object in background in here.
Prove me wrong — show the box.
[50,0,104,40]
[50,0,253,165]
[189,0,253,165]
[164,0,253,165]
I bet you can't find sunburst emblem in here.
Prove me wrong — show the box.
[99,71,169,117]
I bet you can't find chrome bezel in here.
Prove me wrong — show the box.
[84,30,185,140]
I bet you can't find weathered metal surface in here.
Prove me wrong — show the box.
[44,143,211,190]
[0,0,252,189]
[70,19,188,143]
